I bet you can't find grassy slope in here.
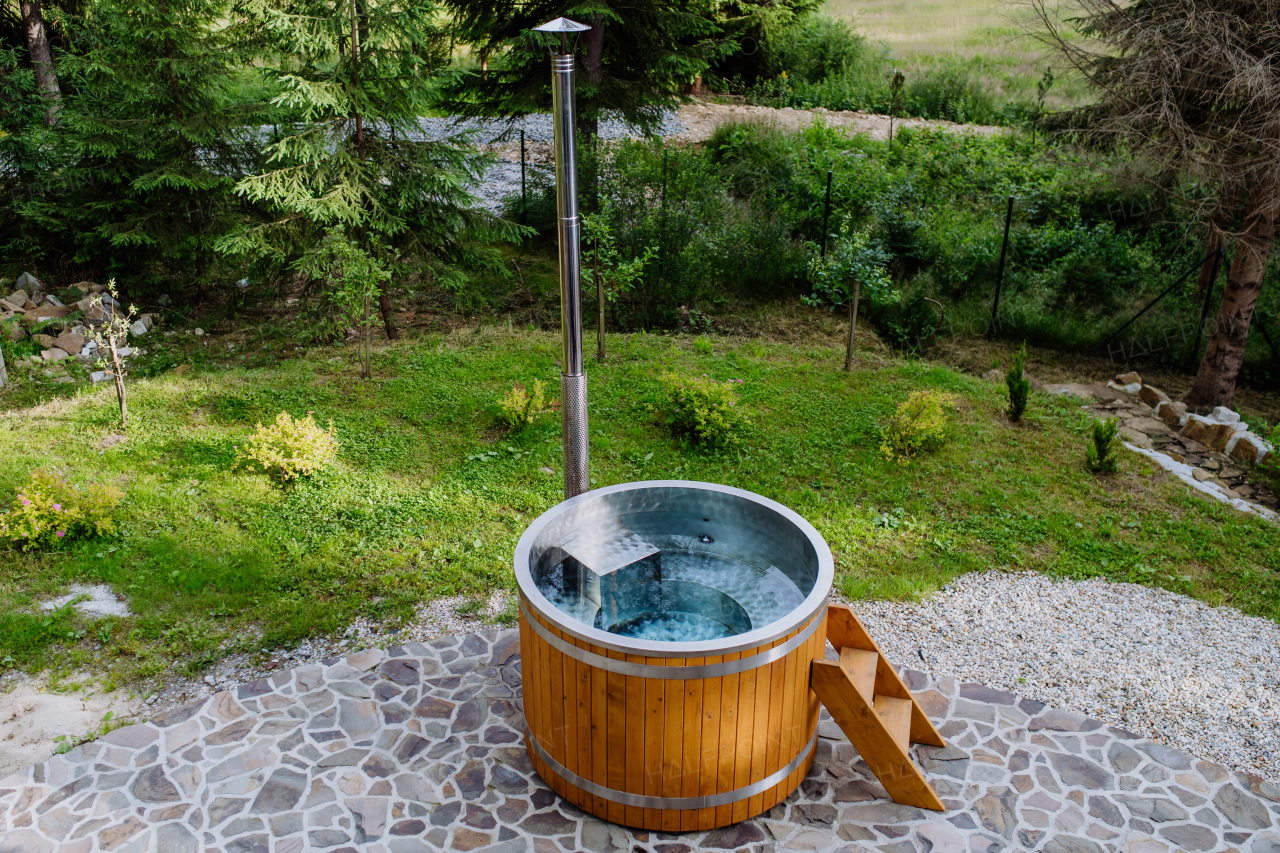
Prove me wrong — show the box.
[821,0,1093,108]
[1,327,1277,688]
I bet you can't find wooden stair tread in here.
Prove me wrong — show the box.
[873,695,911,750]
[839,648,877,700]
[811,661,944,811]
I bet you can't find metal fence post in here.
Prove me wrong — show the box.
[820,170,833,261]
[986,195,1014,340]
[520,128,527,226]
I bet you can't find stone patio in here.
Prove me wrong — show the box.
[1,629,1277,853]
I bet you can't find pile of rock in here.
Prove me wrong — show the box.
[1044,372,1277,520]
[0,273,159,386]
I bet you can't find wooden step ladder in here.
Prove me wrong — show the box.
[810,603,946,811]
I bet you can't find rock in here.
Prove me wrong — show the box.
[1,290,26,309]
[91,371,109,383]
[43,294,65,308]
[250,768,307,814]
[40,347,70,362]
[138,314,156,330]
[29,304,69,322]
[15,272,42,294]
[1126,417,1169,435]
[1156,401,1187,427]
[1048,753,1114,790]
[1227,432,1273,465]
[1210,405,1241,424]
[1213,784,1272,830]
[1181,415,1237,452]
[701,822,766,848]
[1138,385,1170,407]
[69,281,91,294]
[157,293,172,305]
[32,333,57,348]
[193,327,205,336]
[53,331,84,354]
[1118,427,1152,449]
[983,368,1003,383]
[1108,380,1142,395]
[1115,371,1142,385]
[1157,824,1218,851]
[129,320,149,337]
[1192,468,1214,482]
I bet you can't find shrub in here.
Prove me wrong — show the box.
[1006,342,1031,423]
[0,470,123,551]
[880,390,958,463]
[498,380,559,433]
[1086,418,1121,473]
[237,411,339,482]
[1253,422,1280,492]
[654,372,748,449]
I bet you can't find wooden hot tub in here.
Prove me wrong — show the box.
[514,481,834,831]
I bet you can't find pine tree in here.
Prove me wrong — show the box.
[7,0,254,287]
[221,0,520,338]
[437,0,728,136]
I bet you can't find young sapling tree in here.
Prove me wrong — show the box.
[85,280,137,429]
[1006,341,1031,422]
[583,201,655,360]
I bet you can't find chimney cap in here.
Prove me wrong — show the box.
[533,17,591,33]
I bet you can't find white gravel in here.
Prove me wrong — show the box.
[857,570,1280,780]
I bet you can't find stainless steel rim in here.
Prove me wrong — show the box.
[513,480,835,657]
[526,726,818,810]
[519,599,826,679]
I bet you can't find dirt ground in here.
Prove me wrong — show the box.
[0,677,141,778]
[485,99,1005,163]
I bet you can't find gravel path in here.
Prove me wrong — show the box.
[856,570,1280,781]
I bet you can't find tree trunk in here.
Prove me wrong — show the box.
[21,0,61,125]
[844,279,861,372]
[1196,187,1237,296]
[576,13,604,139]
[1183,178,1277,410]
[378,282,397,340]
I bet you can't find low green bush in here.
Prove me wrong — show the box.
[880,390,957,463]
[497,379,559,433]
[0,470,122,551]
[236,411,339,482]
[653,371,748,449]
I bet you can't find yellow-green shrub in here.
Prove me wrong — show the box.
[0,470,122,551]
[880,390,958,464]
[654,371,748,449]
[237,411,339,482]
[498,379,559,432]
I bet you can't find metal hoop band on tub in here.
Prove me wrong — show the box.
[518,599,825,680]
[526,726,819,811]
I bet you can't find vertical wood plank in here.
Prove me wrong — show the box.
[575,638,592,804]
[714,651,742,828]
[590,643,608,819]
[561,631,578,776]
[624,653,646,829]
[696,654,723,831]
[731,652,758,824]
[643,656,665,830]
[605,649,627,826]
[661,658,685,833]
[680,657,704,832]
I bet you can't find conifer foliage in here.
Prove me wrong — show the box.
[222,0,522,338]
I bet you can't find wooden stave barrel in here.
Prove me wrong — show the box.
[518,596,829,832]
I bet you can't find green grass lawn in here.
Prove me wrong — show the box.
[2,326,1277,690]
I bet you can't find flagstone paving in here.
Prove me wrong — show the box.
[1,629,1277,853]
